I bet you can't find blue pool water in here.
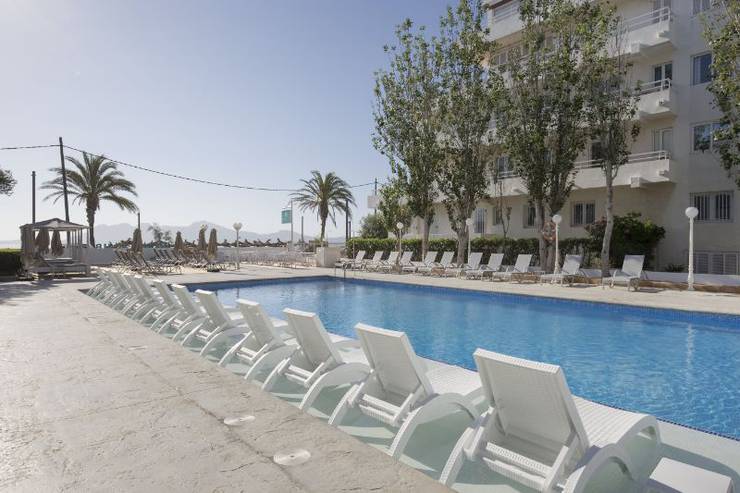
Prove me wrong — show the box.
[188,277,740,439]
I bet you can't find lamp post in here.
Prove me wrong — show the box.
[465,217,473,262]
[552,214,562,274]
[396,222,404,270]
[233,222,242,271]
[685,207,698,291]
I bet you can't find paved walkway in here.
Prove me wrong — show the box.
[0,280,447,492]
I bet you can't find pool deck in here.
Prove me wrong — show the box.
[2,266,739,492]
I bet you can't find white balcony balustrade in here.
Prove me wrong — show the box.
[636,78,676,118]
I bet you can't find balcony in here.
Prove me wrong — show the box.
[494,151,674,196]
[487,0,521,42]
[621,7,674,56]
[636,78,676,119]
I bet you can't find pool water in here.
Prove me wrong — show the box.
[188,277,740,439]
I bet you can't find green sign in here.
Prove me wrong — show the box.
[281,209,292,224]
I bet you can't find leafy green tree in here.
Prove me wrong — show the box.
[147,222,173,247]
[436,0,499,261]
[585,213,665,269]
[494,0,610,270]
[702,0,739,187]
[373,18,444,257]
[585,12,641,275]
[291,170,355,245]
[378,180,412,234]
[358,214,388,239]
[42,152,138,246]
[0,167,16,196]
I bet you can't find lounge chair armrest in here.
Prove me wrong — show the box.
[334,339,361,349]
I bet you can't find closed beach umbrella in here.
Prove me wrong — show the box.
[132,228,143,253]
[51,230,64,256]
[35,228,50,255]
[174,231,184,253]
[207,228,218,259]
[197,226,207,252]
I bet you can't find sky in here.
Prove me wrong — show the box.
[0,0,452,242]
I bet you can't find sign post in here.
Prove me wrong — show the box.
[281,206,293,250]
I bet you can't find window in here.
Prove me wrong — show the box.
[474,208,486,234]
[693,252,739,275]
[523,203,536,228]
[691,191,734,222]
[692,53,712,85]
[493,206,503,226]
[495,155,512,177]
[693,0,711,15]
[692,122,724,152]
[571,201,596,226]
[652,0,671,22]
[653,128,673,155]
[653,62,672,85]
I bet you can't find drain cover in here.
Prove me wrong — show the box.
[127,345,148,350]
[273,449,311,466]
[223,415,255,426]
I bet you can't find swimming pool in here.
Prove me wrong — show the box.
[187,276,740,439]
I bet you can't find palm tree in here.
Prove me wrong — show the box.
[291,171,355,245]
[42,152,138,246]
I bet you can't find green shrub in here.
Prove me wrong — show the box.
[0,249,22,276]
[358,213,388,239]
[585,212,666,269]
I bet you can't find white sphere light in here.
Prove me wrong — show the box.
[233,222,242,231]
[552,214,562,225]
[396,222,404,230]
[685,207,699,220]
[465,218,473,226]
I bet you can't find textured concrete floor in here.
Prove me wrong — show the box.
[0,280,448,492]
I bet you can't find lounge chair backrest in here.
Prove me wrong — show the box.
[473,349,589,455]
[284,308,342,367]
[468,252,483,268]
[171,284,201,317]
[423,251,438,264]
[561,255,582,275]
[513,254,533,272]
[109,271,128,291]
[124,274,142,295]
[386,251,399,264]
[370,251,383,262]
[399,251,413,265]
[354,250,366,261]
[237,299,281,347]
[488,253,504,270]
[439,251,454,267]
[621,255,644,278]
[355,323,433,399]
[134,276,156,300]
[196,290,232,327]
[152,280,178,307]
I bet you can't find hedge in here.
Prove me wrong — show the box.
[0,249,22,276]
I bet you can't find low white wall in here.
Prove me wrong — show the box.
[579,268,740,287]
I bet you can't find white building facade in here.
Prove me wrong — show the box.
[410,0,739,274]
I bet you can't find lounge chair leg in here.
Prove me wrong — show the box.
[199,331,230,357]
[328,384,357,427]
[262,358,290,392]
[218,335,248,367]
[439,427,474,487]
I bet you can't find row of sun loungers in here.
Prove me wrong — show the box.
[84,269,703,491]
[340,250,646,290]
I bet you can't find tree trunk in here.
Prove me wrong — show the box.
[421,212,431,258]
[456,224,468,265]
[87,208,96,247]
[535,199,547,271]
[601,170,614,276]
[319,219,327,246]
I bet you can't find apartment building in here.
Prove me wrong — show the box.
[410,0,739,274]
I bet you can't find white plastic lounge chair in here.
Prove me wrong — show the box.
[382,251,411,273]
[418,251,454,276]
[445,252,483,277]
[374,251,399,272]
[262,309,370,410]
[465,253,504,280]
[603,255,645,291]
[88,268,114,299]
[440,349,661,492]
[402,251,438,274]
[349,250,366,270]
[329,323,482,459]
[540,254,583,285]
[163,284,210,340]
[144,280,188,331]
[336,250,365,271]
[218,299,295,380]
[491,254,532,282]
[362,251,384,270]
[180,290,252,355]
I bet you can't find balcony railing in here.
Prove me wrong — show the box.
[637,78,671,95]
[491,1,520,23]
[623,6,672,32]
[496,150,670,179]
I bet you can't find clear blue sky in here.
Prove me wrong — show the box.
[0,0,452,241]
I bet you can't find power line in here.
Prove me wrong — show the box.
[0,144,58,151]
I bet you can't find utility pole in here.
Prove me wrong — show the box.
[301,216,304,245]
[31,171,36,224]
[374,178,378,213]
[345,199,350,243]
[290,200,294,250]
[58,137,71,243]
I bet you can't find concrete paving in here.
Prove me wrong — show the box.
[0,280,448,492]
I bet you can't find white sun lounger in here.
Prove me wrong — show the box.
[165,284,210,340]
[329,323,482,459]
[491,254,533,282]
[145,280,188,331]
[382,251,411,273]
[445,252,483,277]
[218,299,295,380]
[362,251,384,270]
[402,251,438,274]
[374,251,399,272]
[336,250,365,271]
[87,268,115,300]
[603,255,645,291]
[417,251,454,276]
[540,254,583,285]
[465,253,504,280]
[440,349,661,492]
[262,309,370,410]
[181,290,252,355]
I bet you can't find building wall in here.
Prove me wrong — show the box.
[417,0,739,273]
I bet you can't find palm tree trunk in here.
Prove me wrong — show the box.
[319,216,327,246]
[86,207,96,246]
